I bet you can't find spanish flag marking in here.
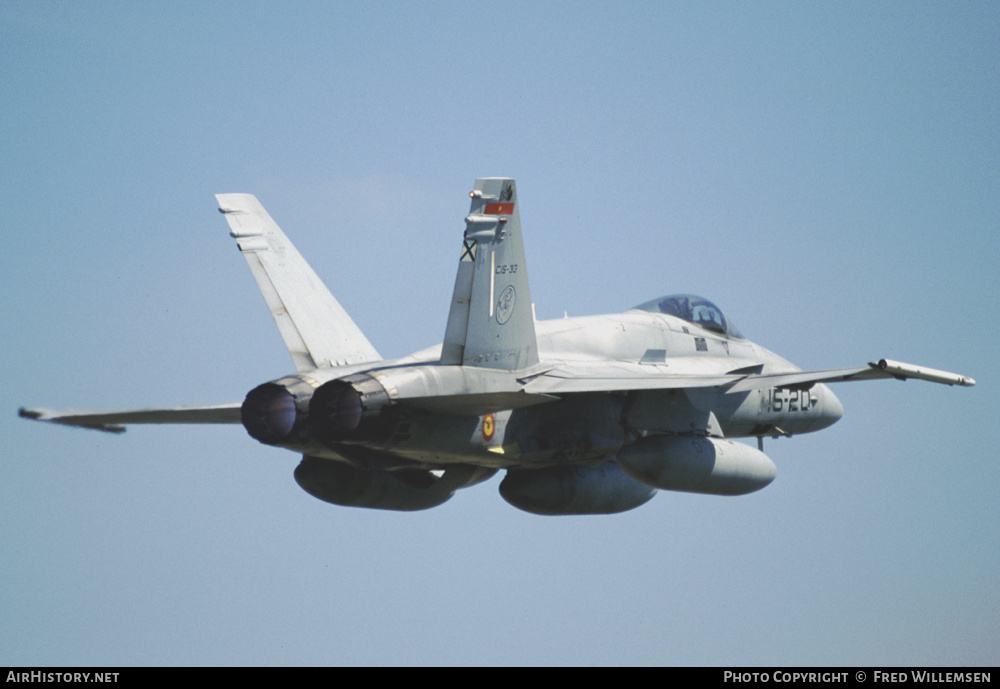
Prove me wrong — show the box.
[484,202,514,215]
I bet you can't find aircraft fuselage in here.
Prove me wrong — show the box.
[254,310,844,472]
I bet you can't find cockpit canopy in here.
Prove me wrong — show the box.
[630,294,744,339]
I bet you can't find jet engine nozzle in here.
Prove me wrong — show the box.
[241,375,320,445]
[242,383,299,444]
[309,374,393,444]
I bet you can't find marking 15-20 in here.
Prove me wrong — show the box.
[766,388,814,413]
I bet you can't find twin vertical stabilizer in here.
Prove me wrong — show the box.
[216,182,537,375]
[441,178,539,371]
[217,193,381,371]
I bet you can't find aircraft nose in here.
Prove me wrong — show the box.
[815,384,844,430]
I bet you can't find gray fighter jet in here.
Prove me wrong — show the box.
[20,178,975,514]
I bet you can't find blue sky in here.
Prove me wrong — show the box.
[3,1,997,666]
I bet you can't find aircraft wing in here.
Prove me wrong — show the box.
[18,404,243,433]
[519,361,746,394]
[724,359,975,392]
[521,358,974,396]
[19,359,972,433]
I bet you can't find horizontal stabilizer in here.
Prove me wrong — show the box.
[19,404,242,433]
[217,193,381,371]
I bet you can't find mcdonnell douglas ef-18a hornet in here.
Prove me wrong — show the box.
[20,178,975,515]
